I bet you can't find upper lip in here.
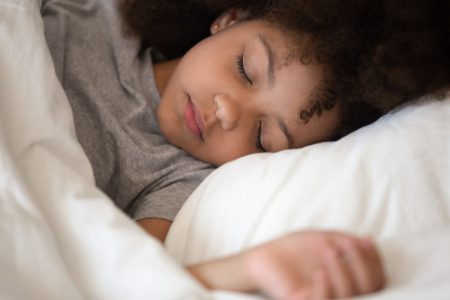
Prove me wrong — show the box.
[189,95,205,139]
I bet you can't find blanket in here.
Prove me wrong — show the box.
[0,0,211,299]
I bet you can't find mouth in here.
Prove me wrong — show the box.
[184,94,204,140]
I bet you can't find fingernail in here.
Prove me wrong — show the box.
[361,237,374,249]
[346,238,356,249]
[326,248,337,261]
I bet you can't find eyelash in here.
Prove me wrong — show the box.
[236,53,263,151]
[256,121,266,152]
[236,54,253,84]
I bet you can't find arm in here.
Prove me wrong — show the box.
[137,218,255,290]
[137,218,172,242]
[138,221,385,299]
[187,231,385,299]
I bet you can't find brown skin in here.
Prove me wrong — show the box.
[137,219,171,242]
[156,17,340,166]
[137,10,383,300]
[122,0,450,135]
[138,219,385,299]
[119,1,450,296]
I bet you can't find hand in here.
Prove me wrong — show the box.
[244,231,385,300]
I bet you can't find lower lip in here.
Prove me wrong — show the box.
[184,96,202,138]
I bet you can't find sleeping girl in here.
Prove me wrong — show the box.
[41,0,450,298]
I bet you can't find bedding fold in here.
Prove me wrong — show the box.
[0,0,215,299]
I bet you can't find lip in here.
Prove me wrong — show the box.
[184,94,204,140]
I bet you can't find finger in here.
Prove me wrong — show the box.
[360,238,378,261]
[286,289,312,300]
[360,238,386,290]
[343,238,374,293]
[311,270,332,300]
[248,254,306,300]
[325,247,356,298]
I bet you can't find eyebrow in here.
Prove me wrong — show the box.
[276,116,294,148]
[257,34,275,87]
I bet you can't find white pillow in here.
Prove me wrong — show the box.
[166,97,450,298]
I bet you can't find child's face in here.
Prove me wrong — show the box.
[157,20,340,165]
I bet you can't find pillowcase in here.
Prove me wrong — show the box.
[166,96,450,264]
[166,96,450,298]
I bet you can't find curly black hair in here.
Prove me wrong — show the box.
[120,0,450,137]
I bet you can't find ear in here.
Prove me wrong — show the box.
[210,9,249,34]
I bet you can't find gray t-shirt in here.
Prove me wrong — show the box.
[41,0,214,221]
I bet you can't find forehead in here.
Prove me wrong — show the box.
[270,59,326,124]
[245,26,336,147]
[250,20,308,64]
[272,67,339,149]
[254,27,324,111]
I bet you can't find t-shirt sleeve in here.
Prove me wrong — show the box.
[128,167,213,221]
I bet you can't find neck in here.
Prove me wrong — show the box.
[153,58,180,95]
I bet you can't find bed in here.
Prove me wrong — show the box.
[1,0,449,299]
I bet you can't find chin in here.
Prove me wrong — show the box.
[189,151,217,165]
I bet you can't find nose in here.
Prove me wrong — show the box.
[213,93,241,130]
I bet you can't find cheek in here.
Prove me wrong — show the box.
[197,134,256,165]
[156,99,176,142]
[176,39,236,89]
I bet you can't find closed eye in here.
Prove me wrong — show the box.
[236,54,253,85]
[255,121,266,152]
